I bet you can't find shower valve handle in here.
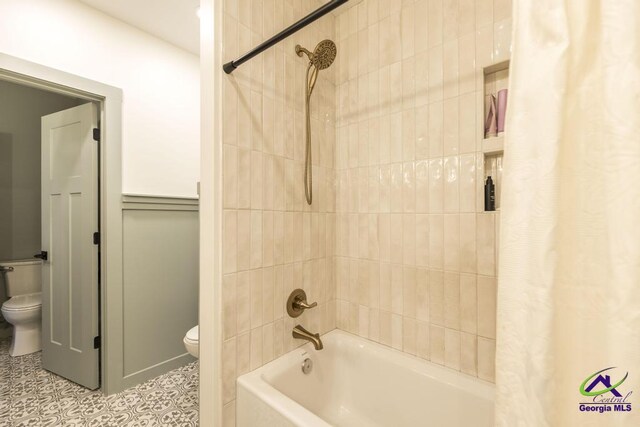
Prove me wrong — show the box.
[287,289,317,318]
[295,299,317,310]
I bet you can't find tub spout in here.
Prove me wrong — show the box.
[292,325,323,350]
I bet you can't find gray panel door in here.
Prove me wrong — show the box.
[41,103,99,390]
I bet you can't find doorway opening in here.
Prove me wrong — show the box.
[0,79,102,389]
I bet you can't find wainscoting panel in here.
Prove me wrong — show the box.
[121,195,198,389]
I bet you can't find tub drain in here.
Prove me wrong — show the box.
[301,358,313,374]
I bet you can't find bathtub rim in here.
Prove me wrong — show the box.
[237,329,495,426]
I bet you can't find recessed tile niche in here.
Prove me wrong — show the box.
[480,61,509,211]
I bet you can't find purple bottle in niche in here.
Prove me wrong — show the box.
[497,89,508,134]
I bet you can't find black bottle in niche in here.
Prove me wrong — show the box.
[484,176,496,211]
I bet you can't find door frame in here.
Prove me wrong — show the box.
[199,0,223,425]
[0,53,123,394]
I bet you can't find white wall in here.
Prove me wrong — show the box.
[198,0,219,424]
[0,0,200,197]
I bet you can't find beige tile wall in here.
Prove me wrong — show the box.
[220,0,337,424]
[220,0,511,424]
[334,0,511,384]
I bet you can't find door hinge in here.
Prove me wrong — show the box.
[93,232,100,245]
[93,128,100,142]
[93,336,101,349]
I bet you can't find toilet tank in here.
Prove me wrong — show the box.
[0,259,42,297]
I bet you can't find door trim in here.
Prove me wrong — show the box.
[0,53,124,394]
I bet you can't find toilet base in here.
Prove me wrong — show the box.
[9,323,41,357]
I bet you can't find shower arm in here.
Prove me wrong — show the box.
[296,45,314,60]
[222,0,348,74]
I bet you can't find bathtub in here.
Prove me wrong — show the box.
[237,330,494,427]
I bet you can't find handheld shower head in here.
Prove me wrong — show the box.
[296,39,337,206]
[296,39,337,70]
[310,39,337,70]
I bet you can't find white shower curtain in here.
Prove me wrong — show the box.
[496,1,640,426]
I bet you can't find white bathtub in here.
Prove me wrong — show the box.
[237,330,494,427]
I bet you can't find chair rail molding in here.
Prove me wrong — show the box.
[122,194,199,211]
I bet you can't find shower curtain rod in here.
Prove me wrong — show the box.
[222,0,348,74]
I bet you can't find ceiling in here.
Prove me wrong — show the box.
[78,0,200,55]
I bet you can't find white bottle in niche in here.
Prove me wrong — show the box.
[497,89,508,135]
[485,94,498,138]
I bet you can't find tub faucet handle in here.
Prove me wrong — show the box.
[287,289,317,318]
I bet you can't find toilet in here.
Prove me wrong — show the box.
[0,259,42,357]
[184,325,199,358]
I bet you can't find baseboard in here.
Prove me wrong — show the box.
[119,353,196,391]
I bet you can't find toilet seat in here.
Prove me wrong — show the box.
[2,293,42,311]
[185,325,198,344]
[1,293,42,357]
[183,326,199,358]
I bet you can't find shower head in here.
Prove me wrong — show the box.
[296,39,337,70]
[311,39,337,70]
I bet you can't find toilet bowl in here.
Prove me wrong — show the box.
[184,325,199,358]
[1,293,42,356]
[0,259,42,357]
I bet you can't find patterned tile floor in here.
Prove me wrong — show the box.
[0,339,199,426]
